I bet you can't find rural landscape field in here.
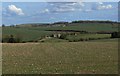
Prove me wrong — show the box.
[2,42,118,74]
[2,21,119,74]
[1,2,120,74]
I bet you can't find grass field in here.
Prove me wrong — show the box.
[2,22,119,74]
[2,23,118,42]
[39,37,68,42]
[2,27,53,41]
[88,38,118,42]
[65,34,111,41]
[20,23,118,32]
[2,42,118,74]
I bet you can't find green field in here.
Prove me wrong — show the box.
[2,22,119,74]
[39,37,69,43]
[88,38,118,42]
[2,27,53,41]
[2,23,118,42]
[19,23,118,32]
[65,34,111,41]
[2,42,118,74]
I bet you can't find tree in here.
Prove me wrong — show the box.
[10,24,15,27]
[8,35,15,43]
[111,32,120,38]
[59,34,67,39]
[2,24,5,27]
[2,34,23,43]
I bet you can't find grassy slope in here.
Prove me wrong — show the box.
[88,38,119,42]
[2,27,53,41]
[27,23,118,32]
[39,37,68,42]
[2,23,118,42]
[65,34,111,41]
[2,42,118,74]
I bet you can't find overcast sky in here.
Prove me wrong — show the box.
[1,2,118,25]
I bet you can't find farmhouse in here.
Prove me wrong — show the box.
[53,33,61,38]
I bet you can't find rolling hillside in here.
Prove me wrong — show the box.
[2,22,119,42]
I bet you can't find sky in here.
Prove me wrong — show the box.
[2,0,120,2]
[1,2,119,25]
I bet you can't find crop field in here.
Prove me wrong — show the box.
[2,42,118,74]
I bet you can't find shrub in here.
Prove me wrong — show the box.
[79,38,84,41]
[88,38,95,40]
[41,41,44,42]
[111,32,120,38]
[85,38,89,41]
[2,35,23,43]
[8,35,16,43]
[34,40,38,42]
[50,34,54,37]
[68,40,73,42]
[22,41,26,43]
[59,34,67,39]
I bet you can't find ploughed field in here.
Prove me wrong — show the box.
[2,42,118,74]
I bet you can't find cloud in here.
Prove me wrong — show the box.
[8,5,24,15]
[53,6,76,12]
[97,4,112,10]
[77,1,85,7]
[40,8,49,13]
[98,2,103,5]
[45,2,84,13]
[92,2,113,10]
[48,2,113,13]
[84,9,92,12]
